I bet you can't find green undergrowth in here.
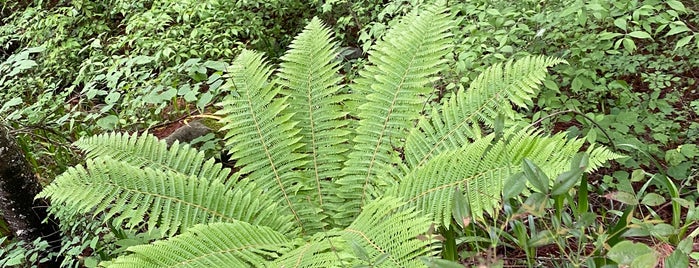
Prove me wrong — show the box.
[1,0,698,267]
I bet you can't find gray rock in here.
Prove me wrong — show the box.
[164,121,211,146]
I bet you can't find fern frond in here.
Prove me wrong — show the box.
[337,2,456,221]
[585,144,626,171]
[341,197,438,267]
[105,222,295,268]
[74,132,234,185]
[215,50,322,234]
[404,56,565,169]
[277,17,350,229]
[270,232,352,267]
[389,129,591,226]
[271,197,437,267]
[37,157,297,236]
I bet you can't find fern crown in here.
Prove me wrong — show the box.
[38,2,622,267]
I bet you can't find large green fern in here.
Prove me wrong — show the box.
[37,1,623,267]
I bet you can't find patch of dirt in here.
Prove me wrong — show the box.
[150,121,186,139]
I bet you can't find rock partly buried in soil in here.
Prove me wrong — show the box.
[163,120,211,146]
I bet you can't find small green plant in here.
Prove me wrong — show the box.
[0,236,54,267]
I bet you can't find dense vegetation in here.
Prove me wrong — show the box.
[1,0,698,267]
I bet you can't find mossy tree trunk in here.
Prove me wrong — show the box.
[0,126,62,266]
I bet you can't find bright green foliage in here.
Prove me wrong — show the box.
[277,17,350,229]
[392,129,621,226]
[340,197,436,267]
[270,198,436,267]
[337,3,456,219]
[105,222,296,267]
[215,50,319,235]
[270,233,350,267]
[37,155,295,237]
[35,2,623,266]
[405,56,565,169]
[74,132,234,185]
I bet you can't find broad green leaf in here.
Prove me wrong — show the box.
[528,230,556,247]
[665,24,690,37]
[628,31,652,39]
[96,115,119,130]
[641,193,665,206]
[422,257,466,268]
[613,18,627,31]
[622,37,636,52]
[631,252,659,268]
[15,59,38,70]
[675,35,694,50]
[203,60,227,71]
[160,88,177,100]
[105,91,121,104]
[576,212,596,228]
[605,191,638,205]
[0,97,23,112]
[183,90,197,102]
[196,92,214,110]
[522,159,550,194]
[452,187,471,229]
[552,170,582,196]
[672,197,693,208]
[598,31,623,41]
[132,55,154,65]
[679,144,698,158]
[25,45,46,53]
[5,255,24,266]
[520,192,548,216]
[666,0,686,12]
[677,237,694,254]
[503,172,526,200]
[608,241,656,266]
[665,249,689,268]
[631,169,645,182]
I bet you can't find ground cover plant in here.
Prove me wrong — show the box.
[1,0,698,267]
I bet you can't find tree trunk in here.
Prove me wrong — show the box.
[0,126,62,266]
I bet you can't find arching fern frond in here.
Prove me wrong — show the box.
[389,129,602,226]
[74,132,234,185]
[271,197,437,267]
[270,232,351,267]
[37,157,296,236]
[215,50,321,234]
[586,144,626,172]
[105,222,295,268]
[277,17,349,230]
[341,197,438,267]
[404,56,565,169]
[337,2,456,222]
